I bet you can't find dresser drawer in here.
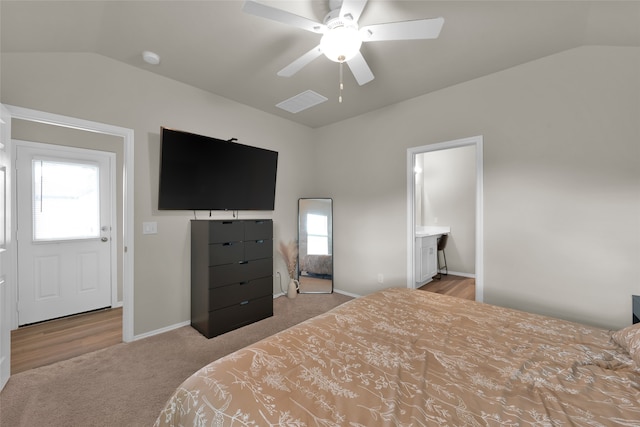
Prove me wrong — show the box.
[208,295,273,336]
[244,240,272,261]
[244,220,273,241]
[209,276,272,310]
[210,258,272,287]
[208,220,244,243]
[209,242,244,266]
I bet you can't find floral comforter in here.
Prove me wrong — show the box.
[155,288,640,426]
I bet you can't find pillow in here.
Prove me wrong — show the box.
[612,323,640,366]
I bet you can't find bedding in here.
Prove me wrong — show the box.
[155,288,640,426]
[613,322,640,366]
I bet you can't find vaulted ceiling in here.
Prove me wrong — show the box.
[2,1,639,128]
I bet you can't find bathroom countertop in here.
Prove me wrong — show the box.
[416,226,450,237]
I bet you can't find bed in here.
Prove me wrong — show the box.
[155,288,640,426]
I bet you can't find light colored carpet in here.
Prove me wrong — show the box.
[0,292,352,427]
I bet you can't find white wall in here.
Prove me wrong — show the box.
[2,46,638,333]
[1,52,315,335]
[419,146,476,275]
[314,46,640,329]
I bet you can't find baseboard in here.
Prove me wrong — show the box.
[132,320,191,342]
[333,288,362,298]
[274,289,362,299]
[442,271,475,279]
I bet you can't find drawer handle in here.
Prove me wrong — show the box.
[222,242,234,246]
[222,221,233,225]
[256,240,264,244]
[238,261,248,265]
[240,300,249,305]
[239,281,249,285]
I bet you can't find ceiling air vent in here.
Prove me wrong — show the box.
[276,90,327,114]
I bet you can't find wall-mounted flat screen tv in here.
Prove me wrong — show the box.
[158,127,278,210]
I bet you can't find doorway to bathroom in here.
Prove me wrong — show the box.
[406,136,484,301]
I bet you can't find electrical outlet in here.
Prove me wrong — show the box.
[377,273,384,284]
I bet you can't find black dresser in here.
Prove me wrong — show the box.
[190,219,273,338]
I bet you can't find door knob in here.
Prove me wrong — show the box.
[101,237,109,242]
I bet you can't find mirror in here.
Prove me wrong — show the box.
[298,198,333,293]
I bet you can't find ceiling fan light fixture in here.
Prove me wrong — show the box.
[320,26,362,63]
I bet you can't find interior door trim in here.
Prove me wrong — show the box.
[406,135,484,302]
[5,105,135,342]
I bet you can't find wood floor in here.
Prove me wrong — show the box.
[11,308,122,374]
[418,274,475,300]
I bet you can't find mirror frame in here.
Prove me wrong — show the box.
[297,198,333,294]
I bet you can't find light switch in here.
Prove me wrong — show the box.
[143,221,157,235]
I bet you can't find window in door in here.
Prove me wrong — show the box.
[32,159,100,241]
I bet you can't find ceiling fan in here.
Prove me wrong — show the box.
[243,0,444,92]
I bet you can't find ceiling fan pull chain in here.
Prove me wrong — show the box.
[339,61,344,103]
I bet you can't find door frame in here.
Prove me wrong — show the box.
[14,140,117,323]
[1,104,13,391]
[4,105,134,342]
[406,135,484,301]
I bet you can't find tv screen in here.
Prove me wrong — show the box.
[158,127,278,210]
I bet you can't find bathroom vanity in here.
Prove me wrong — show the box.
[415,226,450,286]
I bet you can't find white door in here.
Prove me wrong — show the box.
[0,105,13,391]
[16,142,113,326]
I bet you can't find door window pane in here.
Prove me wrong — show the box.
[33,159,100,241]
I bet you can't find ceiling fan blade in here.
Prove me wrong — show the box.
[360,17,444,42]
[346,52,374,86]
[339,0,368,23]
[243,0,325,34]
[277,45,324,77]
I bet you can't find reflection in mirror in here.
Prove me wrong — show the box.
[298,198,333,293]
